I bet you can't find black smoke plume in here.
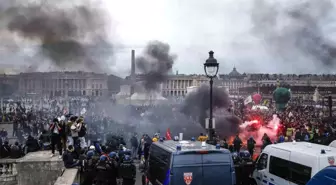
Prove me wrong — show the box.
[251,0,336,70]
[181,85,241,137]
[136,40,176,91]
[0,1,113,72]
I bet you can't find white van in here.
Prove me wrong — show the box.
[252,142,336,185]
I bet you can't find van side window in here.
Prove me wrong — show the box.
[256,153,268,170]
[173,154,202,165]
[269,156,311,185]
[149,145,171,184]
[269,156,290,180]
[202,153,231,163]
[288,161,311,185]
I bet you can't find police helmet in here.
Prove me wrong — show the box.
[87,151,94,158]
[89,145,95,150]
[109,152,117,158]
[124,155,131,161]
[100,155,107,161]
[239,150,251,159]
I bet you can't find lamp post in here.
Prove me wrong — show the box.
[204,51,219,142]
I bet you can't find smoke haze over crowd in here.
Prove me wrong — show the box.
[181,85,241,137]
[0,0,335,75]
[0,0,113,73]
[251,0,336,72]
[136,40,176,91]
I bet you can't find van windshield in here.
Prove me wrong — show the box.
[173,151,230,165]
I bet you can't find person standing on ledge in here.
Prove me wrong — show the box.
[50,118,63,158]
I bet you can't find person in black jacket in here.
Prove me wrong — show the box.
[0,141,10,158]
[130,134,138,160]
[119,155,136,185]
[59,116,67,152]
[25,135,39,154]
[50,118,63,158]
[62,145,80,168]
[10,142,21,158]
[94,155,113,185]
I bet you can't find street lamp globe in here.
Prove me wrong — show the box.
[204,51,219,78]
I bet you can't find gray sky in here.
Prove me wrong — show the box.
[104,0,336,76]
[1,0,336,76]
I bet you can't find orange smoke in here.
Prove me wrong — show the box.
[227,135,247,147]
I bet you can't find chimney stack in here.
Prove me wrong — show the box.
[130,50,135,95]
[131,50,135,77]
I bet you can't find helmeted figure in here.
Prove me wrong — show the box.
[119,155,136,185]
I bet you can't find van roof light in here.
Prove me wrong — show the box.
[159,137,164,142]
[176,145,182,151]
[201,141,206,147]
[191,137,195,141]
[215,144,220,149]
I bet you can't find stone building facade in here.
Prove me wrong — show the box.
[162,74,209,97]
[217,67,249,94]
[17,71,109,98]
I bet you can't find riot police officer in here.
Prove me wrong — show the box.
[94,155,113,185]
[119,155,136,185]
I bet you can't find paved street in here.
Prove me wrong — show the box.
[135,162,143,185]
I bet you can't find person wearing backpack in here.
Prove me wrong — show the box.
[10,142,22,158]
[247,136,256,157]
[77,116,87,149]
[70,117,81,148]
[50,118,63,158]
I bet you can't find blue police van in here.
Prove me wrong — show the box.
[306,166,336,185]
[147,140,236,185]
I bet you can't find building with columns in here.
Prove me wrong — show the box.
[217,67,249,94]
[17,71,109,98]
[162,74,209,97]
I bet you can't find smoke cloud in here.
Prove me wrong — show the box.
[181,85,241,137]
[136,40,176,91]
[0,0,113,73]
[251,0,336,70]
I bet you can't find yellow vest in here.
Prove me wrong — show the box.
[286,128,293,137]
[309,131,314,140]
[197,136,208,142]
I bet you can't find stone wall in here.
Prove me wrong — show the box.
[16,151,63,185]
[54,168,80,185]
[0,158,17,185]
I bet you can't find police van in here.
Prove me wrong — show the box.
[252,141,336,185]
[147,140,236,185]
[306,166,336,185]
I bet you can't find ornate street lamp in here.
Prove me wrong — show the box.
[204,51,219,142]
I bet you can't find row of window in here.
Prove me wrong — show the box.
[24,79,104,90]
[45,90,103,97]
[165,80,194,89]
[258,154,312,185]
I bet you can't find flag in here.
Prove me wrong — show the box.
[313,87,320,102]
[166,128,172,140]
[244,95,253,105]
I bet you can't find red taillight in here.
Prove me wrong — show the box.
[198,150,209,154]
